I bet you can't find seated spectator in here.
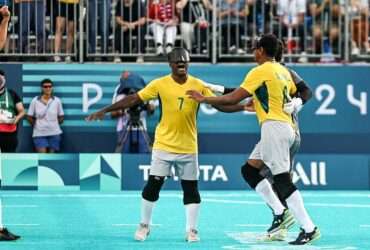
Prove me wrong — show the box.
[176,0,212,54]
[309,0,341,60]
[54,0,79,63]
[15,0,45,53]
[350,0,369,56]
[148,0,178,55]
[0,70,25,152]
[26,79,64,153]
[218,0,247,54]
[88,0,112,55]
[114,0,146,62]
[275,0,306,57]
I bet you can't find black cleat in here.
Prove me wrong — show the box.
[267,209,295,234]
[0,228,21,241]
[289,227,321,245]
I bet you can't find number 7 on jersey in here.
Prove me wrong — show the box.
[178,97,184,110]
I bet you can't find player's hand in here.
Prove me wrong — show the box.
[244,98,255,112]
[283,97,303,114]
[0,6,11,20]
[186,90,206,103]
[85,111,105,121]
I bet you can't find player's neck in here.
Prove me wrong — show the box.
[258,57,274,65]
[171,74,188,84]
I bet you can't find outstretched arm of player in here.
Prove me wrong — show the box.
[86,93,142,121]
[202,82,236,95]
[187,88,250,105]
[212,104,245,113]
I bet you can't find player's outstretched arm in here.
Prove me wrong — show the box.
[187,87,250,106]
[86,93,142,121]
[213,104,245,113]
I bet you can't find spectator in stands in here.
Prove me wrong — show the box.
[309,0,341,61]
[0,70,25,152]
[88,0,111,56]
[54,0,79,62]
[350,0,369,56]
[218,0,247,54]
[245,0,273,36]
[176,0,212,54]
[26,78,64,153]
[114,0,147,63]
[0,5,10,50]
[148,0,178,55]
[15,0,45,53]
[276,0,306,60]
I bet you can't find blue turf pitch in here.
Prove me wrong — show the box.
[1,191,369,250]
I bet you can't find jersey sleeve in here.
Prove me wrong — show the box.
[137,80,159,101]
[240,67,263,94]
[289,79,297,95]
[202,85,215,97]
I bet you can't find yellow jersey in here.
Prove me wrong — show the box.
[58,0,79,4]
[240,61,297,126]
[138,74,214,154]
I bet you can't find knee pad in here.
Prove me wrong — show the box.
[241,162,264,189]
[142,175,165,202]
[273,173,297,200]
[181,180,201,205]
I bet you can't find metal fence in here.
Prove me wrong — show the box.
[0,0,369,63]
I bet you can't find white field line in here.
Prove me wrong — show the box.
[203,198,370,208]
[112,223,161,227]
[6,224,40,226]
[235,224,269,227]
[4,205,38,208]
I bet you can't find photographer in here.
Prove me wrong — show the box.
[111,71,154,153]
[0,5,10,50]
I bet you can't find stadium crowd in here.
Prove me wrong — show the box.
[0,0,369,62]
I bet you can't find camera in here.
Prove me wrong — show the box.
[121,87,150,126]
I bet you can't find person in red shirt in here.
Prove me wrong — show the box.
[148,0,178,55]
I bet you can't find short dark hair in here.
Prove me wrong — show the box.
[275,39,285,62]
[0,70,5,76]
[255,34,279,58]
[41,78,53,86]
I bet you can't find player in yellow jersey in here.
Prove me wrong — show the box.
[86,48,245,242]
[187,34,320,245]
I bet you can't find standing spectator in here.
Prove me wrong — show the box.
[15,0,46,53]
[245,0,273,36]
[148,0,178,55]
[0,5,10,50]
[309,0,341,61]
[26,79,64,153]
[0,70,25,152]
[114,0,147,63]
[176,0,212,54]
[218,0,247,54]
[276,0,306,58]
[350,0,369,56]
[54,0,79,62]
[88,0,111,56]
